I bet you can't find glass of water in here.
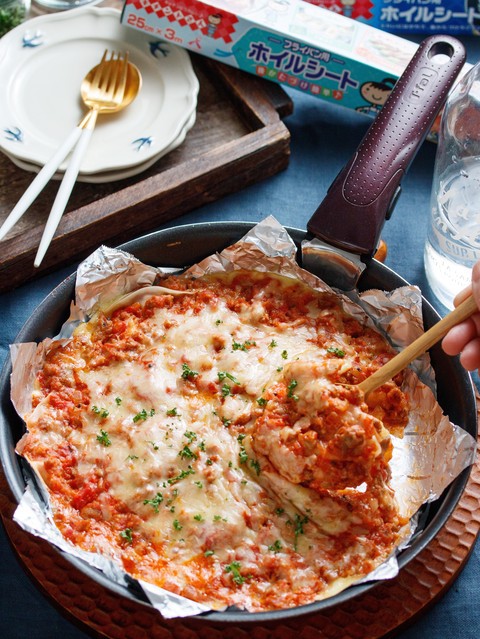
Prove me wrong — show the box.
[424,63,480,309]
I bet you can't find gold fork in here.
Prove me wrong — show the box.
[0,50,141,266]
[78,50,131,131]
[32,51,139,267]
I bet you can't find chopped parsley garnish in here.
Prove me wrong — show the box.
[178,445,198,460]
[193,514,204,522]
[268,540,282,553]
[92,406,109,419]
[293,514,309,550]
[250,459,261,475]
[221,383,231,397]
[143,492,164,513]
[181,363,198,379]
[96,430,111,446]
[115,397,122,406]
[119,528,133,544]
[287,379,299,400]
[221,417,232,428]
[269,340,278,348]
[225,561,246,585]
[275,507,285,515]
[173,519,183,531]
[133,408,155,423]
[256,397,267,407]
[281,350,288,359]
[166,407,179,416]
[167,466,195,484]
[213,515,227,522]
[239,445,248,465]
[194,481,204,488]
[184,430,197,443]
[165,491,178,512]
[218,371,239,383]
[232,339,256,352]
[327,346,346,358]
[204,549,215,557]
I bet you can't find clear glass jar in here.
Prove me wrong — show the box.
[424,63,480,309]
[0,0,30,37]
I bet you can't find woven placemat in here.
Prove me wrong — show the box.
[1,397,479,639]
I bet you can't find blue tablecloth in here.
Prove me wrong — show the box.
[1,33,480,639]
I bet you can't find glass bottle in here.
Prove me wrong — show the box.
[424,63,480,309]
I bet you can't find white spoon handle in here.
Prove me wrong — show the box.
[34,126,94,268]
[0,126,83,241]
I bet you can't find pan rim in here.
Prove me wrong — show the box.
[0,220,476,623]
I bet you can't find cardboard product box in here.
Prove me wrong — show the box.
[121,0,421,120]
[305,1,480,36]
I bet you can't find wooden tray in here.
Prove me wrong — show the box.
[1,396,479,639]
[0,55,292,293]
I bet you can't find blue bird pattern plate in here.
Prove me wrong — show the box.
[0,6,199,176]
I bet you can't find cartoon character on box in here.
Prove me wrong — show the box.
[207,13,222,37]
[356,77,395,116]
[340,0,356,18]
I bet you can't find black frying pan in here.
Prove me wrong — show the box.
[0,36,477,624]
[0,222,476,624]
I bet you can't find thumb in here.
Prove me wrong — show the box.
[471,261,480,311]
[453,282,472,307]
[452,262,480,309]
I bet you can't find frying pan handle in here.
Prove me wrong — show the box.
[307,35,466,257]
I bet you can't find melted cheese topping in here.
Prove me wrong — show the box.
[18,270,410,612]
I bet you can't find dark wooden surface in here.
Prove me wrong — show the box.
[0,55,293,293]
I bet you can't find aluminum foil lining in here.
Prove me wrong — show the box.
[10,216,477,619]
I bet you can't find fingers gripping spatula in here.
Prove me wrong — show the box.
[303,35,466,291]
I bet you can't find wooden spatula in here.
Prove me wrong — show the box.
[358,295,478,396]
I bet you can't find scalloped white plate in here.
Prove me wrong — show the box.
[3,112,196,184]
[0,6,199,174]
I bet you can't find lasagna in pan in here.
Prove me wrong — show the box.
[17,269,410,612]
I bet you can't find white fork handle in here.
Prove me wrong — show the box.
[0,126,84,242]
[34,126,94,267]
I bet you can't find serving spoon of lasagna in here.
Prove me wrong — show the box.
[356,294,477,396]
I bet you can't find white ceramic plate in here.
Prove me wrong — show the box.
[0,6,199,174]
[4,111,196,183]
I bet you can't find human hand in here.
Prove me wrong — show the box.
[442,261,480,371]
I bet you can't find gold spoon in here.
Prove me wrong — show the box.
[358,294,478,397]
[78,50,142,130]
[0,51,142,265]
[33,51,142,267]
